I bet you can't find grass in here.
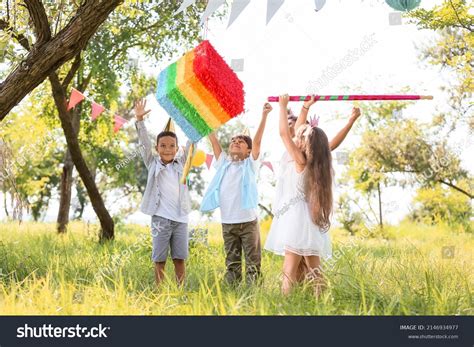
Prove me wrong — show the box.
[0,220,472,315]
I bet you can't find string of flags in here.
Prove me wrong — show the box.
[67,88,128,133]
[173,0,422,28]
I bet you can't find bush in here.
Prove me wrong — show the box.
[409,185,472,232]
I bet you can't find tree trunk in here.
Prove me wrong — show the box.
[56,149,74,233]
[56,106,81,234]
[0,0,122,120]
[377,182,383,230]
[49,73,114,241]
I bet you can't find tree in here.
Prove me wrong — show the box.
[409,0,473,131]
[409,185,472,232]
[341,99,472,232]
[1,1,210,239]
[0,0,122,119]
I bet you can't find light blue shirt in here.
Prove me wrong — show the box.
[200,153,258,213]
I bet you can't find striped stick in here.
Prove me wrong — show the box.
[267,95,434,102]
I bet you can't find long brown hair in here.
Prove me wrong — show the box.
[297,125,333,231]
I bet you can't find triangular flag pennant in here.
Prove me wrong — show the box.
[314,0,326,12]
[114,115,128,133]
[174,0,196,15]
[200,0,226,25]
[67,88,85,111]
[91,102,105,121]
[266,0,285,25]
[205,153,214,169]
[227,0,251,28]
[262,161,274,173]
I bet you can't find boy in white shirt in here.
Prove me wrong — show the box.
[134,99,191,286]
[201,103,273,285]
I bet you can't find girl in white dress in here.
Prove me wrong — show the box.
[265,94,361,296]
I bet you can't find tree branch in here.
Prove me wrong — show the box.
[0,0,122,120]
[61,53,82,90]
[437,179,473,199]
[24,0,52,45]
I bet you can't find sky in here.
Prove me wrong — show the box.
[1,0,472,226]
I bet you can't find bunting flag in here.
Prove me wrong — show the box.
[314,0,326,12]
[385,0,421,12]
[67,88,85,111]
[205,153,214,169]
[91,102,105,121]
[227,0,251,28]
[113,115,128,133]
[66,88,128,134]
[200,0,226,25]
[266,0,285,25]
[262,161,274,173]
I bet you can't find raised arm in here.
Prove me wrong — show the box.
[208,132,223,160]
[329,107,361,151]
[134,98,153,169]
[295,94,317,131]
[279,94,306,166]
[252,102,272,160]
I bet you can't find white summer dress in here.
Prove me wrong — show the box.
[264,152,332,258]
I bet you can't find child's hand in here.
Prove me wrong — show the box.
[262,102,273,116]
[279,94,290,108]
[134,98,151,121]
[303,94,317,109]
[350,107,361,122]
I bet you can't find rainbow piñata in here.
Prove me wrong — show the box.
[156,40,245,143]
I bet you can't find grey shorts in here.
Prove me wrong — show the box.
[151,215,189,263]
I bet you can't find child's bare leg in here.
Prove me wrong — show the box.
[172,259,185,286]
[296,259,309,283]
[154,262,166,286]
[282,251,302,296]
[303,256,325,297]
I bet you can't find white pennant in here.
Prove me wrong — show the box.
[266,0,285,25]
[174,0,196,15]
[227,0,251,28]
[314,0,326,12]
[200,0,226,25]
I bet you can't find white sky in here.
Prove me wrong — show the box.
[2,0,472,226]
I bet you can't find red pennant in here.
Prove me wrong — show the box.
[67,88,85,111]
[262,161,274,173]
[205,153,214,169]
[91,102,105,121]
[114,115,127,133]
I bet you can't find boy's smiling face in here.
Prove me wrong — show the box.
[229,135,251,160]
[156,136,178,164]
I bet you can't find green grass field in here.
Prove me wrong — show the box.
[0,220,472,315]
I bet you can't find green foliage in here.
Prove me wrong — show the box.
[0,91,64,220]
[336,193,367,235]
[409,0,474,129]
[409,185,473,232]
